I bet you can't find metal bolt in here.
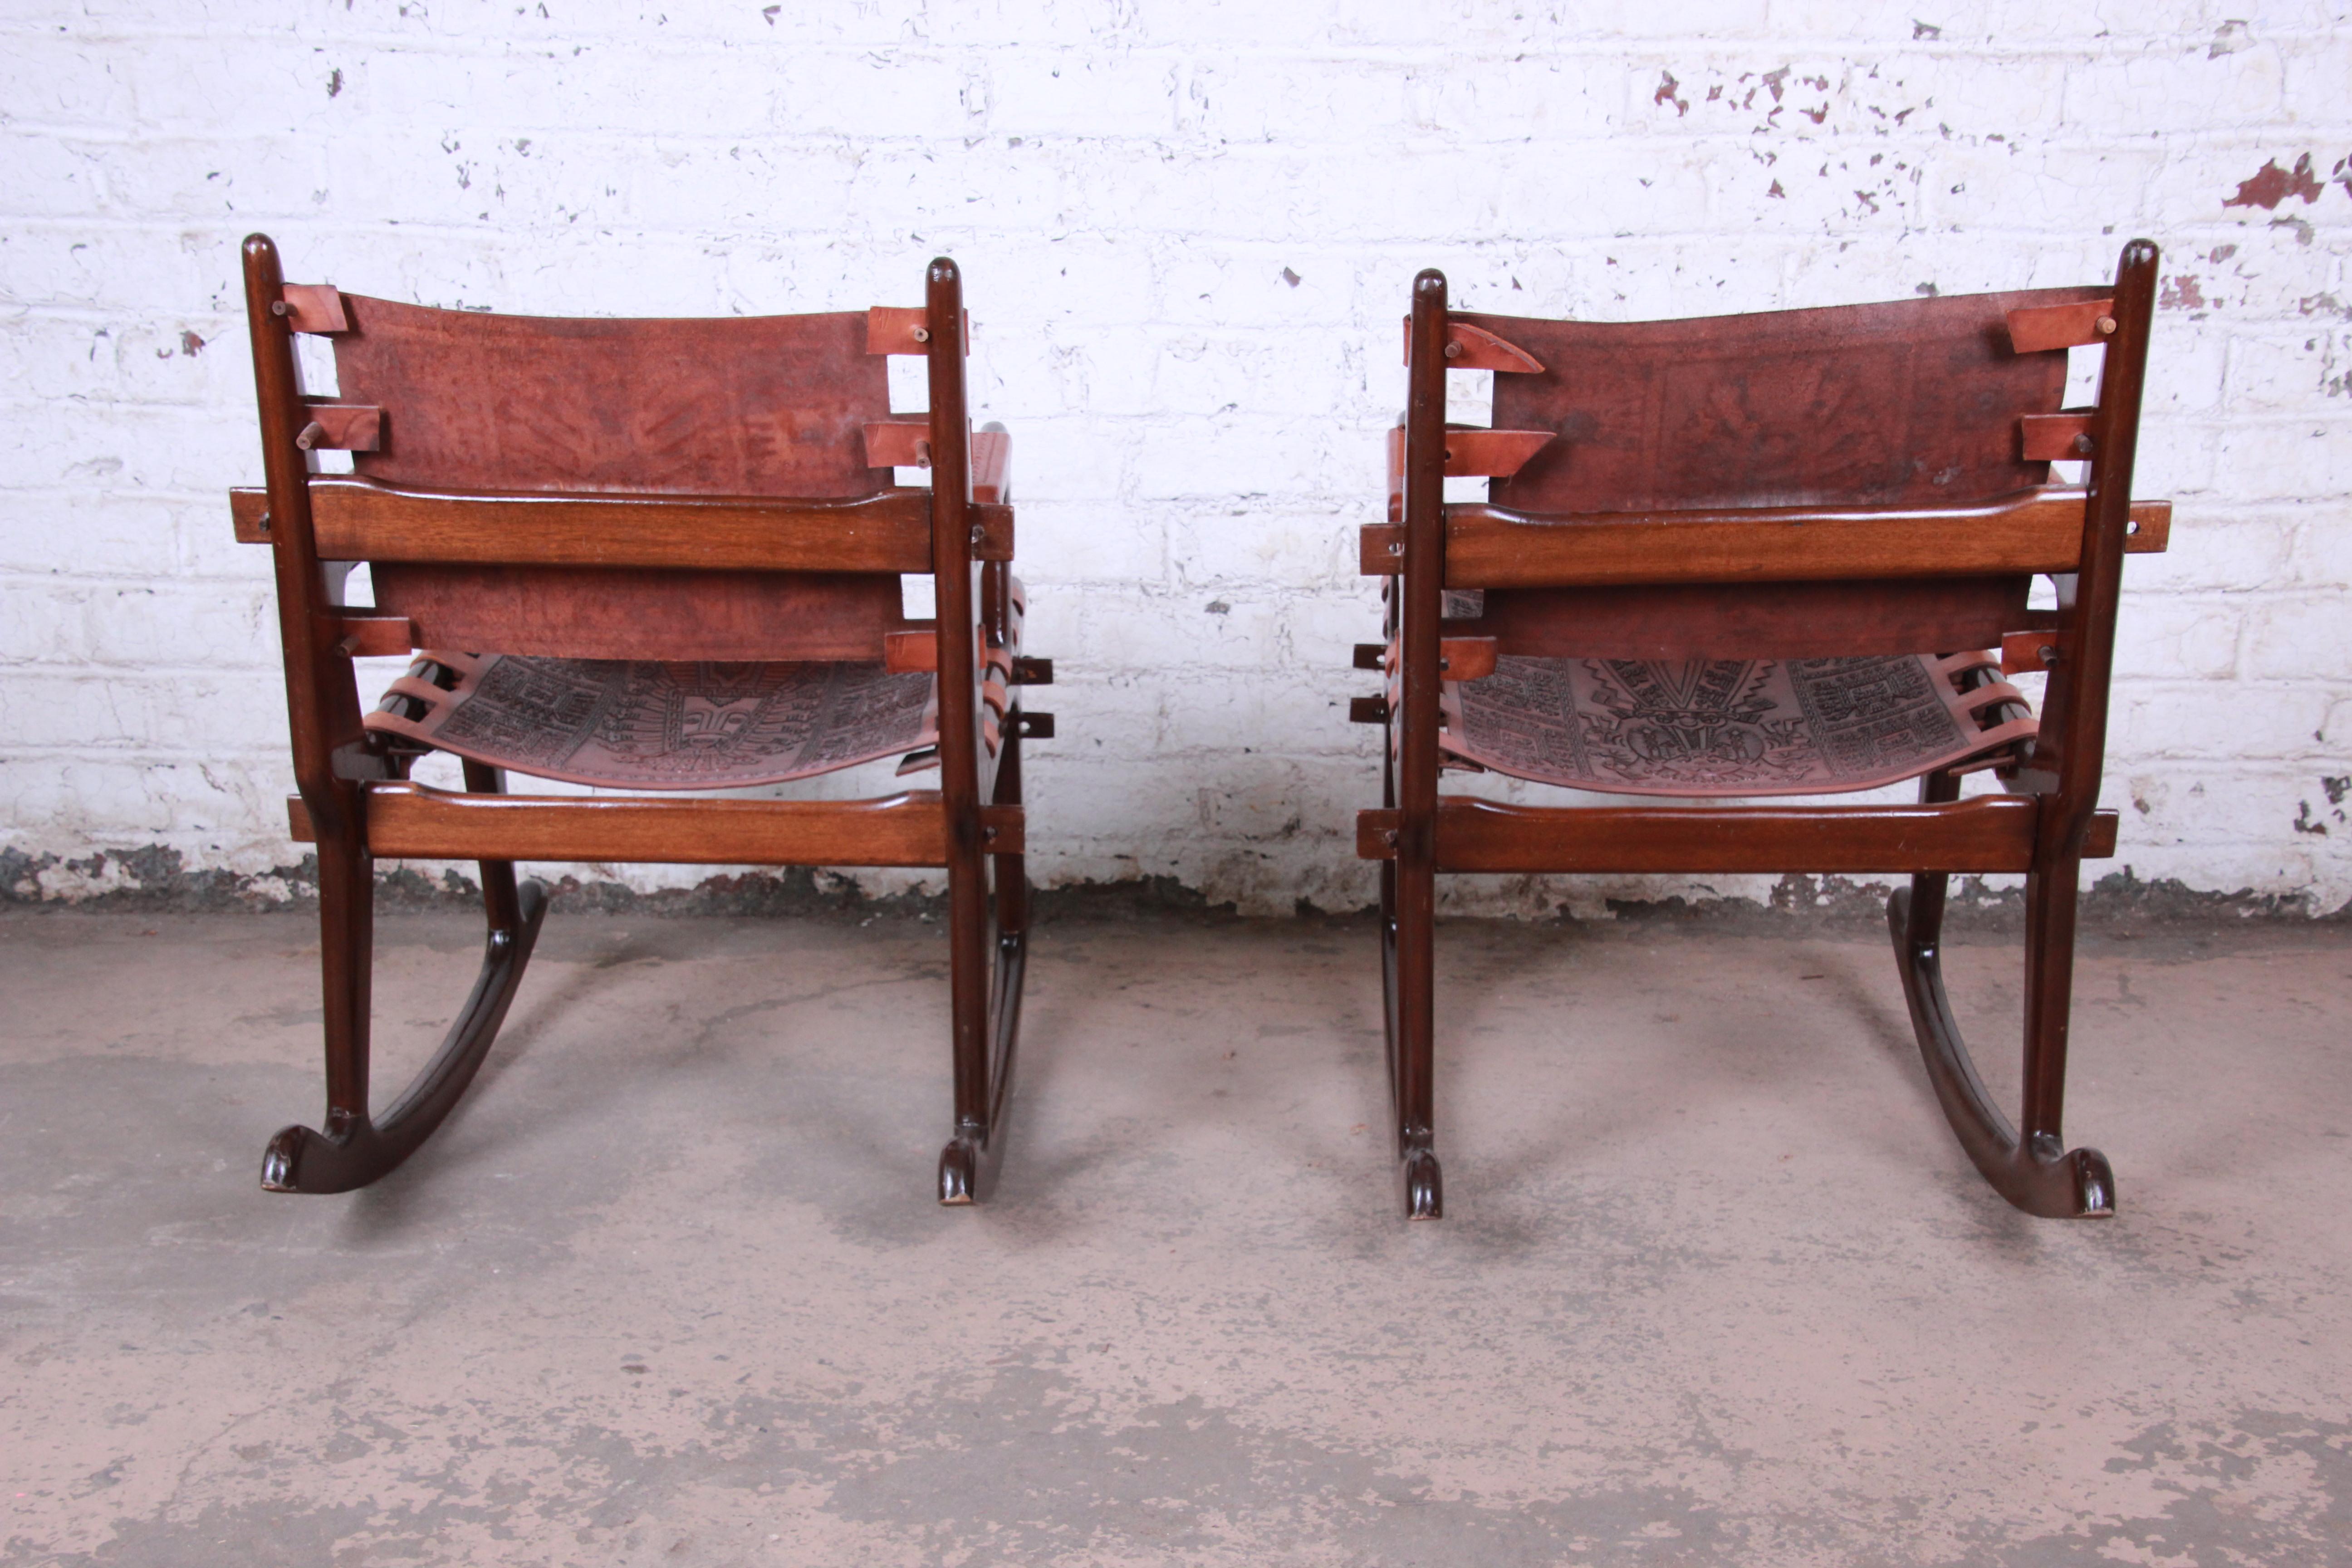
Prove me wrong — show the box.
[1383,829,1399,847]
[969,524,986,546]
[1387,541,1403,556]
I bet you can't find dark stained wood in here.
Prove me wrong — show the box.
[2007,297,2116,353]
[1387,424,1554,482]
[2001,627,2063,674]
[370,564,909,661]
[1356,796,2118,873]
[238,239,1042,1205]
[1459,577,2031,660]
[1366,247,2163,1224]
[1357,490,2172,586]
[1470,284,2106,515]
[284,786,1028,863]
[333,294,893,498]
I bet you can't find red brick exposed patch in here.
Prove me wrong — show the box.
[2224,154,2325,210]
[1654,69,1688,116]
[2160,274,2207,310]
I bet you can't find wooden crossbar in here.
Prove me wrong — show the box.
[228,478,1015,571]
[1356,796,2118,874]
[284,784,1025,867]
[1359,490,2171,587]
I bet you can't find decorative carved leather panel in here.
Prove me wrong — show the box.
[364,655,938,790]
[1440,652,2035,797]
[1468,286,2107,514]
[333,296,892,498]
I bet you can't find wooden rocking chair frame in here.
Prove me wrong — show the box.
[1359,243,2166,1220]
[234,235,1048,1203]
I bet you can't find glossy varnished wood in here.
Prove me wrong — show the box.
[1356,796,2119,874]
[229,477,1014,571]
[1358,490,2171,587]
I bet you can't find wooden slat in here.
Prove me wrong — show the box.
[300,783,1024,866]
[2020,412,2095,461]
[2008,298,2115,353]
[249,475,998,571]
[2001,628,2063,675]
[1440,636,1496,680]
[1355,796,2119,873]
[1360,490,2173,587]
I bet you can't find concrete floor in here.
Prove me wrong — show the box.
[2,906,2348,1567]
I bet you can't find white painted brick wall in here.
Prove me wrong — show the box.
[3,1,2348,915]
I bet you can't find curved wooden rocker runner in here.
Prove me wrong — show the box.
[235,238,1049,1202]
[1357,245,2168,1220]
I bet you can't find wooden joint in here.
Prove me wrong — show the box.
[978,804,1025,853]
[2126,499,2171,552]
[2020,412,2096,462]
[2007,298,2117,353]
[969,502,1015,562]
[1439,636,1498,681]
[863,419,932,468]
[229,486,270,542]
[295,403,382,453]
[2000,629,2065,675]
[1401,318,1547,373]
[1352,642,1388,671]
[286,794,316,843]
[1011,656,1054,685]
[1356,809,1402,859]
[274,284,350,334]
[331,614,416,658]
[1014,711,1055,740]
[1358,523,1407,575]
[1349,696,1390,725]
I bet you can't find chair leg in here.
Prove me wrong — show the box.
[260,766,548,1194]
[1391,843,1443,1221]
[938,725,1027,1204]
[1886,775,2114,1217]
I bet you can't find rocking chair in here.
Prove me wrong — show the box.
[1356,242,2169,1220]
[230,235,1049,1203]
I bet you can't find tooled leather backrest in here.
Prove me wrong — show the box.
[1469,285,2107,515]
[333,296,892,498]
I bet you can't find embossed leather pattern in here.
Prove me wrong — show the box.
[1438,652,2035,797]
[364,653,940,790]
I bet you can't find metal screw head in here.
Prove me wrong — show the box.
[2096,316,2117,336]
